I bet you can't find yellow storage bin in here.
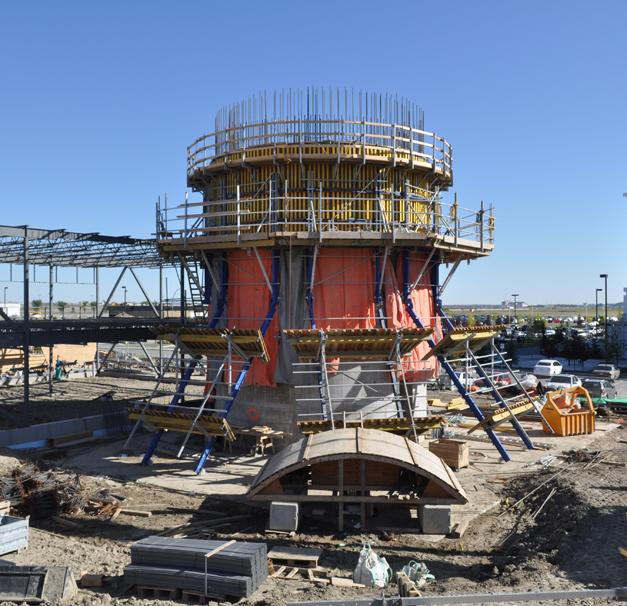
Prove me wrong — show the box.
[541,386,595,436]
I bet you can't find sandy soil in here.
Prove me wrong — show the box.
[0,424,624,606]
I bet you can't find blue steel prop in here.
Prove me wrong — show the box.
[400,251,511,462]
[141,256,229,466]
[194,249,280,474]
[430,261,534,451]
[374,252,404,418]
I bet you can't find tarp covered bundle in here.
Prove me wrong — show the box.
[125,536,267,599]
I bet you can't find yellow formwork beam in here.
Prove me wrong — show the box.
[128,409,236,442]
[467,401,534,434]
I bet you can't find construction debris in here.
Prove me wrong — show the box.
[0,464,84,519]
[400,560,435,590]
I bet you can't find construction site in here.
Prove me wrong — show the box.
[0,86,624,606]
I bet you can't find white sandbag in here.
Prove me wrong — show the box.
[353,543,392,588]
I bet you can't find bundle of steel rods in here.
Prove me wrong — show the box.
[125,536,267,599]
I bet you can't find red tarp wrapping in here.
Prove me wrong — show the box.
[227,249,279,387]
[312,248,377,329]
[224,247,438,387]
[385,253,438,381]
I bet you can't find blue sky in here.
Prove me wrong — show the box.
[0,0,625,306]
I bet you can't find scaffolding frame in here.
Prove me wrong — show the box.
[285,328,437,441]
[400,250,537,462]
[138,249,280,474]
[124,327,269,464]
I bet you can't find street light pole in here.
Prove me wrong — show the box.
[599,274,608,353]
[122,286,127,307]
[595,288,602,323]
[512,293,519,323]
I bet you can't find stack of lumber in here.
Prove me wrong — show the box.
[428,439,469,469]
[124,536,267,599]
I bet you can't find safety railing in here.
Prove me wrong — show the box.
[187,119,452,178]
[156,190,494,248]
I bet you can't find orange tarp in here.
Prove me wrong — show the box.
[312,248,377,329]
[385,252,438,381]
[227,249,278,387]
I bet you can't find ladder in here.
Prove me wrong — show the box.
[460,337,550,432]
[179,255,209,322]
[433,324,535,450]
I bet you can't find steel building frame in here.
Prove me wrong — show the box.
[0,224,178,414]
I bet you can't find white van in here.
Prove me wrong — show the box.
[533,359,563,377]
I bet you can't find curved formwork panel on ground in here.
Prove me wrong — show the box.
[248,427,468,504]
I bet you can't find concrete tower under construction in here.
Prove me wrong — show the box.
[129,88,546,474]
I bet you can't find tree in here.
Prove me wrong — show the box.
[542,335,559,357]
[81,300,90,319]
[90,301,97,317]
[505,340,519,365]
[605,330,621,363]
[31,299,43,312]
[467,314,476,328]
[532,318,546,335]
[57,301,67,319]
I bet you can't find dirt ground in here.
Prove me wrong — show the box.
[0,374,210,429]
[0,422,624,606]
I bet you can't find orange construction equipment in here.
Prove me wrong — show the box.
[541,386,596,436]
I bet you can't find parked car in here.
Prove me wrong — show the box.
[545,374,582,391]
[592,363,620,380]
[533,359,563,377]
[582,378,617,399]
[544,329,556,337]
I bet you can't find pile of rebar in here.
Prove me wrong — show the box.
[0,464,85,518]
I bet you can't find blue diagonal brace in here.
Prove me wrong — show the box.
[401,251,511,462]
[142,256,228,466]
[194,249,281,474]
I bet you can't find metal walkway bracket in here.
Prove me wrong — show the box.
[400,250,537,462]
[126,327,270,471]
[285,327,435,439]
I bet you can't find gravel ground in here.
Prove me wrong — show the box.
[0,426,625,605]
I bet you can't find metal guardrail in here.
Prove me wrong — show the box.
[187,119,452,178]
[156,190,494,248]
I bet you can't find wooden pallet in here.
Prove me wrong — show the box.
[270,565,301,580]
[137,585,228,603]
[397,572,421,597]
[137,586,181,600]
[268,547,321,569]
[270,565,331,585]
